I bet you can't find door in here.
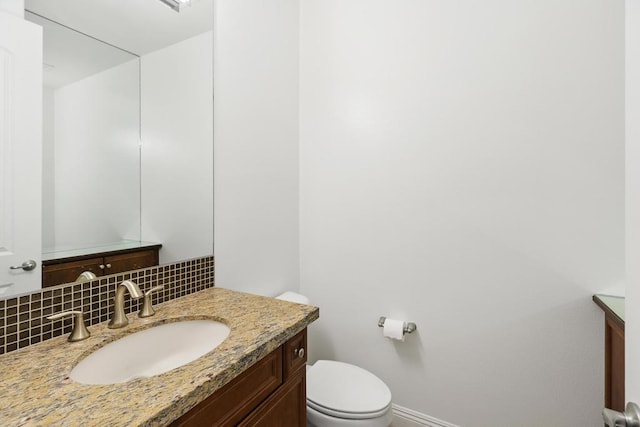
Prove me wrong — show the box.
[0,11,42,296]
[627,0,640,405]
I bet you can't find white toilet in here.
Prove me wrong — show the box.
[276,292,393,427]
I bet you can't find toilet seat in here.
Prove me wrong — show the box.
[306,360,392,420]
[307,400,392,420]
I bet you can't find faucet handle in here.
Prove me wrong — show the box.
[47,311,91,342]
[139,285,165,318]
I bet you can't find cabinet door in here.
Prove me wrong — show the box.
[239,368,306,427]
[42,257,104,288]
[104,250,158,275]
[284,329,307,380]
[169,348,283,427]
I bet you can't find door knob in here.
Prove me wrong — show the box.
[9,260,37,271]
[603,402,640,427]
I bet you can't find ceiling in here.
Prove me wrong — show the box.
[26,11,137,89]
[25,0,213,56]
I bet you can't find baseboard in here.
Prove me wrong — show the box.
[392,404,460,427]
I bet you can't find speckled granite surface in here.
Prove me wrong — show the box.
[0,287,319,427]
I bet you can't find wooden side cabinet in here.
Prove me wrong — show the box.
[42,245,161,288]
[170,328,308,427]
[605,316,625,412]
[593,295,625,412]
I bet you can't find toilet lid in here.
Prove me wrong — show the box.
[306,360,392,419]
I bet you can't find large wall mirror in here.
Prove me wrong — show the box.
[29,11,143,255]
[1,0,214,297]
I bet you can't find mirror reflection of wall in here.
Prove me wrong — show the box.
[2,0,215,296]
[27,11,142,254]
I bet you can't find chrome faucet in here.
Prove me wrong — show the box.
[108,280,143,329]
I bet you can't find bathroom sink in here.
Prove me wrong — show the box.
[70,320,230,385]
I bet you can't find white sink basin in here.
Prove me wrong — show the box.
[70,320,230,385]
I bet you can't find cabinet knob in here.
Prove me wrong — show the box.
[294,348,305,359]
[99,265,105,270]
[105,263,112,269]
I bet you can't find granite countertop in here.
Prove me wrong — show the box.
[0,287,319,427]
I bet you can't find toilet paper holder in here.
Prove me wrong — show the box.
[378,316,417,335]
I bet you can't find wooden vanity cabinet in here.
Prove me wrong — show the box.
[42,257,105,288]
[103,250,159,274]
[42,246,160,288]
[170,328,307,427]
[238,368,306,427]
[593,295,625,412]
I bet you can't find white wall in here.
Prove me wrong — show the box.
[627,0,640,402]
[0,0,23,18]
[213,0,299,296]
[299,1,624,426]
[42,88,55,248]
[141,31,214,264]
[52,59,140,249]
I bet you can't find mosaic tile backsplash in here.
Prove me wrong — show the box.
[0,256,214,356]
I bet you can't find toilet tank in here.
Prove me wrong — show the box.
[276,291,310,305]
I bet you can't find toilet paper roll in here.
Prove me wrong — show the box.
[383,318,405,342]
